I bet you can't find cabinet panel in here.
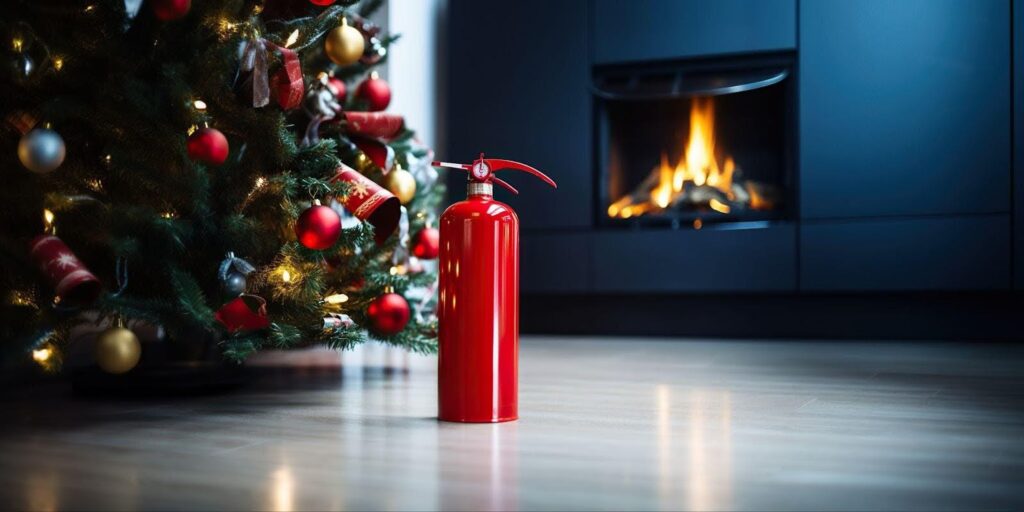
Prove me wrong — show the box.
[591,225,796,292]
[800,0,1011,219]
[1015,0,1024,289]
[447,0,590,230]
[521,232,591,293]
[592,0,796,64]
[801,216,1010,291]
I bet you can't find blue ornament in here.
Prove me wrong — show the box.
[18,128,65,174]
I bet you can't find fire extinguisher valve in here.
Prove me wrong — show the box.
[433,153,557,196]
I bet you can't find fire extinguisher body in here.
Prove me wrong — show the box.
[437,193,519,422]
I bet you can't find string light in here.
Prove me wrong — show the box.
[389,265,407,276]
[160,211,176,219]
[86,179,103,192]
[12,38,23,52]
[32,346,53,364]
[42,209,55,234]
[52,57,64,71]
[240,176,269,211]
[32,340,60,372]
[84,4,97,13]
[281,269,292,283]
[324,293,348,304]
[8,290,36,307]
[285,29,300,48]
[217,18,238,37]
[193,99,207,110]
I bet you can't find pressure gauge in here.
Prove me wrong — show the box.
[471,160,491,180]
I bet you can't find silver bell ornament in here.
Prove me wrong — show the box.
[18,128,65,174]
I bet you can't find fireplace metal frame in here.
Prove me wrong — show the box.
[592,51,798,229]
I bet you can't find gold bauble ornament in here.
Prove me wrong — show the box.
[324,18,365,66]
[95,325,141,374]
[385,167,417,205]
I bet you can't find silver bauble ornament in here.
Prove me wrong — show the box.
[18,128,65,174]
[11,53,34,80]
[222,272,247,297]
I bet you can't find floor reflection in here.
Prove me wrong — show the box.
[438,422,519,510]
[25,468,59,512]
[656,385,733,511]
[270,463,294,512]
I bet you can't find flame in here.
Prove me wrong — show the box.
[746,182,773,210]
[609,97,742,218]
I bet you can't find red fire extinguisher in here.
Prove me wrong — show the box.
[433,154,557,422]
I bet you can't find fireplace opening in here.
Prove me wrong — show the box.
[595,54,795,228]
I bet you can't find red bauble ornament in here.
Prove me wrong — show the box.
[412,227,440,259]
[295,203,342,250]
[366,293,410,336]
[187,127,229,166]
[355,72,391,111]
[327,77,347,101]
[152,0,191,21]
[309,0,335,5]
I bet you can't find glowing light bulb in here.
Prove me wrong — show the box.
[324,293,348,304]
[32,347,52,364]
[285,29,300,48]
[42,209,55,229]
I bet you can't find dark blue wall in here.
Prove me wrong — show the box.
[592,0,796,64]
[446,0,1020,295]
[446,0,588,231]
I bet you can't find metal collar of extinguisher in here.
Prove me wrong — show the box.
[467,182,493,196]
[433,153,557,196]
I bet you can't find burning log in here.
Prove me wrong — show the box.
[672,183,727,209]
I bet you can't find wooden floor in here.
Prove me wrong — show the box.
[1,336,1023,511]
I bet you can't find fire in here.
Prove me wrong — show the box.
[608,97,745,218]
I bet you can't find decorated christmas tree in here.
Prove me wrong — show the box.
[0,0,442,377]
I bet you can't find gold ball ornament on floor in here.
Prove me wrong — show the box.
[95,325,141,374]
[324,18,365,66]
[384,165,417,205]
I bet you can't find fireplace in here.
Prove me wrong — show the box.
[595,53,796,228]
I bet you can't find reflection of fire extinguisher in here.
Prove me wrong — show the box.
[433,154,557,422]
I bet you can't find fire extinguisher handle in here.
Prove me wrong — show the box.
[491,176,520,195]
[486,158,558,189]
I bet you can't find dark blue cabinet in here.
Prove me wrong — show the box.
[801,216,1010,291]
[521,233,591,293]
[1015,0,1024,289]
[591,226,797,292]
[800,0,1011,219]
[592,0,796,64]
[446,0,590,230]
